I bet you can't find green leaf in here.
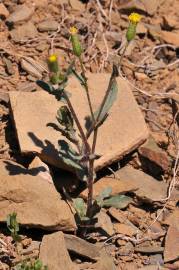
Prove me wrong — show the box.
[98,77,118,122]
[7,212,20,241]
[95,187,112,207]
[36,80,55,93]
[57,106,74,130]
[34,260,43,270]
[102,195,132,209]
[85,75,118,131]
[58,140,83,170]
[73,198,87,219]
[99,186,112,199]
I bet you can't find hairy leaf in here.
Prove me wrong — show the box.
[95,187,112,207]
[85,74,118,131]
[36,80,55,93]
[102,195,132,209]
[58,140,83,170]
[57,106,74,130]
[47,123,78,144]
[73,198,87,219]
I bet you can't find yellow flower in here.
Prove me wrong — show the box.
[69,26,78,35]
[128,13,142,24]
[48,54,58,63]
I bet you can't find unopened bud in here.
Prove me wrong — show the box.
[69,27,83,57]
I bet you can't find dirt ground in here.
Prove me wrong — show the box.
[0,0,179,269]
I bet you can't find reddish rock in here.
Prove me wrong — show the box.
[113,223,137,236]
[139,135,170,171]
[0,160,76,231]
[39,232,76,270]
[164,226,179,262]
[9,73,148,172]
[0,3,9,18]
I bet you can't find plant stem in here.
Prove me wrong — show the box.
[62,89,91,155]
[86,65,118,140]
[79,56,95,124]
[118,42,128,68]
[86,66,118,216]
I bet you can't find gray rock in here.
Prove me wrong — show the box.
[10,22,38,42]
[7,4,34,24]
[21,58,42,79]
[38,20,59,32]
[64,234,100,261]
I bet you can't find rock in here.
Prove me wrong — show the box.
[33,0,48,7]
[80,176,137,200]
[0,160,76,231]
[10,22,38,42]
[149,254,163,265]
[163,209,179,228]
[29,156,53,184]
[39,232,76,270]
[134,246,164,254]
[21,58,42,79]
[9,73,148,171]
[38,20,59,32]
[108,207,126,223]
[114,223,137,236]
[0,91,9,103]
[3,57,14,75]
[69,0,85,11]
[82,166,167,203]
[95,209,114,236]
[118,242,134,256]
[93,249,117,270]
[109,207,140,232]
[17,82,37,92]
[6,4,34,24]
[113,166,168,203]
[136,23,147,35]
[0,3,9,19]
[164,225,179,262]
[139,135,170,171]
[138,266,165,270]
[64,234,100,261]
[161,30,179,46]
[119,0,160,16]
[162,15,179,29]
[135,72,148,80]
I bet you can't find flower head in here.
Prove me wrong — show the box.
[48,54,58,63]
[69,26,78,35]
[128,13,142,24]
[47,54,59,74]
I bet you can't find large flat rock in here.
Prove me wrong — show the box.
[0,160,76,231]
[81,166,168,203]
[9,73,148,171]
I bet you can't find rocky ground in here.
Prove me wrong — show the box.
[0,0,179,269]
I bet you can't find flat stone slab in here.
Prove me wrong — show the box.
[9,73,148,171]
[0,160,76,231]
[81,166,168,203]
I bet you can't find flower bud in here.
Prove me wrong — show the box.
[47,54,59,73]
[69,26,83,57]
[126,13,142,42]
